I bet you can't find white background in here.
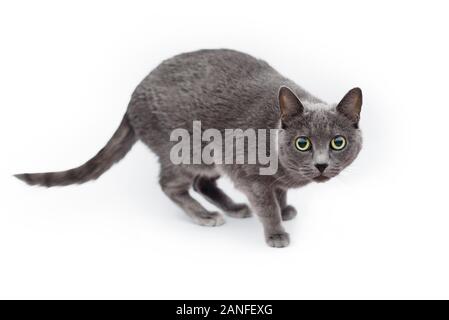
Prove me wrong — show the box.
[1,0,448,299]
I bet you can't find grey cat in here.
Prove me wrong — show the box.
[15,49,362,248]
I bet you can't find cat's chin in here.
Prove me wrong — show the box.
[313,175,330,183]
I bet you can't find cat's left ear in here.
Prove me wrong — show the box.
[336,88,363,127]
[278,86,304,119]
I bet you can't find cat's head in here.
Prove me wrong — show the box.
[277,86,363,183]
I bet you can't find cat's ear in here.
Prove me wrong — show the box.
[336,88,362,126]
[278,86,304,118]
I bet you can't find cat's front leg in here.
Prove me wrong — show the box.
[275,188,298,221]
[244,184,290,248]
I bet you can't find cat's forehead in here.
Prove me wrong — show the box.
[289,105,354,136]
[303,101,331,111]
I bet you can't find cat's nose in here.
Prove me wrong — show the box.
[315,163,328,173]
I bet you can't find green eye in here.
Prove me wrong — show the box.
[295,136,312,151]
[330,135,347,150]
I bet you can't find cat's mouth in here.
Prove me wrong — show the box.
[313,175,330,183]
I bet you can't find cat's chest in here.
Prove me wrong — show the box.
[275,169,311,189]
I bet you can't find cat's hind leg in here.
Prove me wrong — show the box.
[159,168,225,227]
[193,175,252,218]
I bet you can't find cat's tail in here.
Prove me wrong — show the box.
[14,114,137,187]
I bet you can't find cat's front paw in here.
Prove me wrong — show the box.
[281,205,297,221]
[265,232,290,248]
[225,204,252,218]
[192,211,226,227]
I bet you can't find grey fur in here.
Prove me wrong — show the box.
[16,49,363,247]
[15,115,136,186]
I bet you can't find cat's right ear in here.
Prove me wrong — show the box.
[278,86,304,119]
